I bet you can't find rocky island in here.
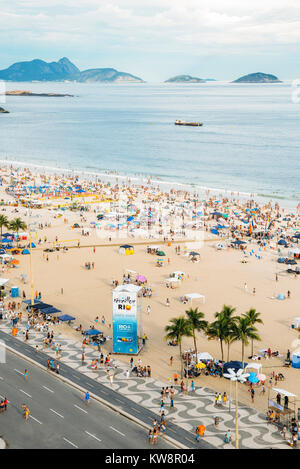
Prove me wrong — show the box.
[233,72,282,83]
[0,107,9,113]
[5,90,73,97]
[165,74,206,83]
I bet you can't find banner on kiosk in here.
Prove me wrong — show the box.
[112,292,138,354]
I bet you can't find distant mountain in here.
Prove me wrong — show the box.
[0,58,80,82]
[0,58,144,83]
[233,72,282,83]
[78,68,144,83]
[165,74,206,83]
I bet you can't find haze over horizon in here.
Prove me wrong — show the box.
[1,0,300,82]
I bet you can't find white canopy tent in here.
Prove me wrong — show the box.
[171,271,185,280]
[184,293,205,304]
[272,388,296,397]
[195,352,213,361]
[294,317,300,328]
[0,278,9,287]
[245,363,262,373]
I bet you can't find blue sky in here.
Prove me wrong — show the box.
[1,0,300,81]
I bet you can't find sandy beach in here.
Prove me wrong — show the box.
[0,163,300,414]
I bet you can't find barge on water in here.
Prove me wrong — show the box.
[175,120,203,126]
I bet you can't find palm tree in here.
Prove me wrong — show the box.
[9,218,27,245]
[207,305,236,362]
[185,307,208,363]
[164,316,193,378]
[0,215,9,237]
[232,316,261,367]
[221,305,239,362]
[243,308,263,356]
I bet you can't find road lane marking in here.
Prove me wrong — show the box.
[74,404,88,414]
[30,415,42,425]
[14,369,24,375]
[185,437,196,444]
[110,426,125,436]
[50,408,64,419]
[63,437,78,448]
[19,389,32,398]
[85,431,101,442]
[42,386,54,393]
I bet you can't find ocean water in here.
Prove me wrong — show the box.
[0,81,300,206]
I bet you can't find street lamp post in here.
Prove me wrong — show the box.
[223,368,249,449]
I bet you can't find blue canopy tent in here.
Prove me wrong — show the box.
[223,361,247,375]
[84,329,102,336]
[58,314,75,322]
[29,302,53,310]
[1,237,12,243]
[23,299,42,305]
[40,307,61,315]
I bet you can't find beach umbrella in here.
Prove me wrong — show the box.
[211,229,219,235]
[22,249,30,255]
[189,251,200,256]
[278,239,287,246]
[195,362,206,369]
[257,373,266,382]
[277,293,285,300]
[27,242,36,248]
[136,275,147,282]
[248,372,259,384]
[157,251,165,256]
[10,259,19,265]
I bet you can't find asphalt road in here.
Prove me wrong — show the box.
[0,350,172,449]
[0,329,212,449]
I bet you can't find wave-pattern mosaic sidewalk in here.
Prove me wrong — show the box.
[0,319,291,449]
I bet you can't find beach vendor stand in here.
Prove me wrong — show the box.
[268,388,297,427]
[112,284,143,355]
[119,244,134,255]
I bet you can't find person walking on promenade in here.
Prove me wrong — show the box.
[24,369,28,381]
[85,391,90,406]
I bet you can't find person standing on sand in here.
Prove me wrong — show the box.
[170,356,173,366]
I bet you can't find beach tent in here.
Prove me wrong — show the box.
[294,317,300,328]
[292,350,300,369]
[171,271,185,280]
[184,293,205,304]
[245,363,262,373]
[22,249,30,255]
[58,314,75,322]
[211,229,219,235]
[165,278,181,287]
[119,245,134,255]
[223,361,247,375]
[0,278,9,287]
[42,307,61,315]
[277,293,285,300]
[195,352,213,361]
[84,329,103,336]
